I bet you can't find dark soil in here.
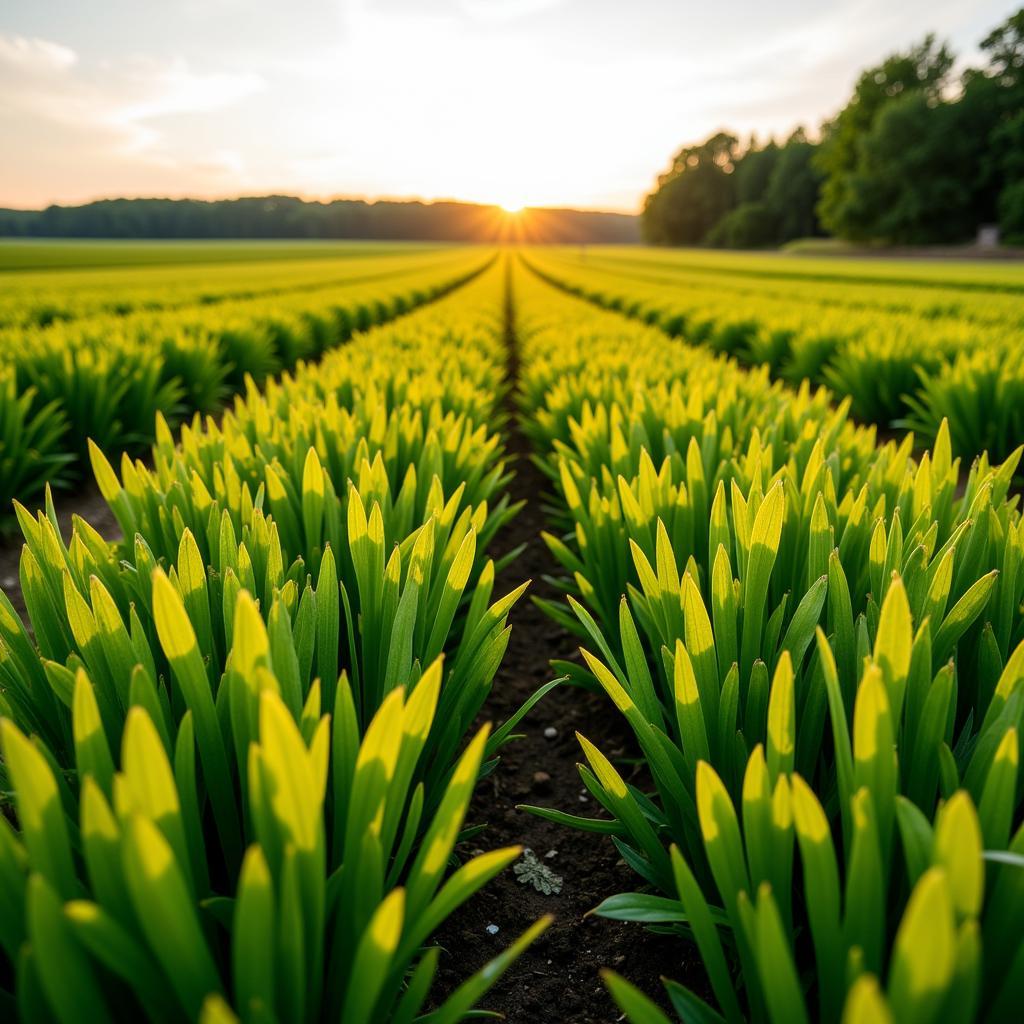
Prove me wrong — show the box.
[0,482,121,618]
[432,264,703,1022]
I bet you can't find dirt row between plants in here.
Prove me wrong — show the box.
[431,264,697,1022]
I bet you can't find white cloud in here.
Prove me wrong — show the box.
[0,34,77,74]
[0,32,263,161]
[115,60,264,121]
[0,30,268,205]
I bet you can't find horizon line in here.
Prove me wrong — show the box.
[1,191,642,218]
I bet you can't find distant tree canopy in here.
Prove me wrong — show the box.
[644,128,822,249]
[643,7,1024,248]
[642,133,739,246]
[0,196,641,244]
[815,34,954,239]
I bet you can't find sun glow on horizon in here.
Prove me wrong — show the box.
[493,189,530,215]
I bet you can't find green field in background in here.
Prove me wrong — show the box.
[578,245,1024,292]
[0,238,446,272]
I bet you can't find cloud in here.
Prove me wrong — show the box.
[0,32,263,158]
[0,31,267,205]
[2,0,1014,210]
[0,34,77,74]
[115,60,264,121]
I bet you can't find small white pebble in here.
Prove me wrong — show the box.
[579,794,589,803]
[545,849,558,859]
[486,924,499,935]
[543,726,557,739]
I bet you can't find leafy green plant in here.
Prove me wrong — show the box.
[522,248,1022,458]
[0,250,492,514]
[513,256,1024,1023]
[0,599,549,1022]
[0,369,72,525]
[603,749,1024,1024]
[906,348,1024,464]
[2,262,533,791]
[0,254,550,1021]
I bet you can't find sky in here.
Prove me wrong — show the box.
[0,0,1018,213]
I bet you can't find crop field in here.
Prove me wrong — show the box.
[0,242,487,513]
[0,240,442,272]
[526,247,1024,462]
[0,240,1022,1024]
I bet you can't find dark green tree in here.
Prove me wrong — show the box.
[995,110,1024,242]
[976,9,1024,240]
[645,128,823,249]
[815,34,954,239]
[646,8,1024,250]
[764,130,823,241]
[642,133,738,245]
[733,139,780,205]
[841,93,978,244]
[0,196,641,243]
[705,200,779,248]
[981,8,1024,86]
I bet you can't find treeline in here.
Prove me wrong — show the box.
[644,8,1024,248]
[0,195,641,244]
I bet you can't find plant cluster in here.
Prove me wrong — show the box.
[514,258,1024,1022]
[0,247,451,332]
[0,247,1020,1024]
[0,261,551,1022]
[525,248,1024,463]
[0,249,491,520]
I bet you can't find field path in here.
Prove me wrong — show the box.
[432,259,694,1022]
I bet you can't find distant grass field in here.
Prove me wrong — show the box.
[580,244,1024,292]
[0,238,444,272]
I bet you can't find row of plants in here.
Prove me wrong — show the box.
[512,256,1024,1023]
[0,257,556,1022]
[575,249,1024,326]
[0,250,491,523]
[524,249,1024,463]
[0,245,449,331]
